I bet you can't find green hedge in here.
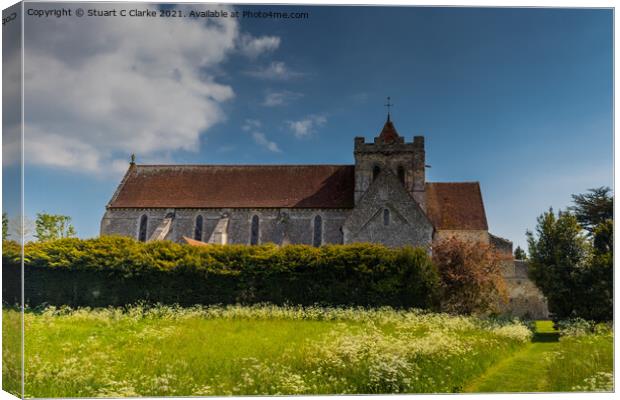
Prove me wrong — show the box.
[2,236,440,309]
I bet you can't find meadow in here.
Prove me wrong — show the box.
[2,305,613,397]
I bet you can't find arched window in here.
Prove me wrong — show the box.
[138,214,148,242]
[313,215,323,247]
[194,215,203,241]
[397,166,405,185]
[373,165,381,181]
[250,215,259,245]
[383,208,390,226]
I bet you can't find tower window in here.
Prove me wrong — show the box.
[373,165,381,181]
[313,215,323,247]
[138,214,148,242]
[397,166,405,185]
[194,215,203,241]
[250,215,260,245]
[383,209,390,226]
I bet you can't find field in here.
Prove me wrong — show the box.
[2,305,613,397]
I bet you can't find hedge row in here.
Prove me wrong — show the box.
[2,236,440,309]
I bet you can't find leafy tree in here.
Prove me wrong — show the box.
[568,186,613,233]
[574,219,613,321]
[2,212,8,240]
[527,209,613,320]
[34,213,76,242]
[514,246,527,260]
[8,214,34,242]
[592,218,613,254]
[432,237,508,315]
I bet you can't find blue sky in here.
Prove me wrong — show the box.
[4,5,613,249]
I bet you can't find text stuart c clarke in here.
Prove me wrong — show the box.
[26,8,309,20]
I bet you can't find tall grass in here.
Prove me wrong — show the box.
[546,323,613,392]
[4,304,533,397]
[2,307,21,397]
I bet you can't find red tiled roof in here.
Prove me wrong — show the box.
[108,165,355,209]
[377,120,401,143]
[425,182,488,230]
[108,164,488,231]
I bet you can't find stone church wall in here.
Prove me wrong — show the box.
[499,260,549,319]
[101,208,351,245]
[433,229,490,244]
[343,169,434,248]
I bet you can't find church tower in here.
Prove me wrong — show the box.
[353,110,426,210]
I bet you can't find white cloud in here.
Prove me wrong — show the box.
[245,61,303,80]
[21,4,240,176]
[242,119,280,153]
[252,132,281,153]
[238,34,280,58]
[241,119,261,131]
[262,90,303,107]
[286,114,327,139]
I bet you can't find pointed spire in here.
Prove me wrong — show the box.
[376,96,402,144]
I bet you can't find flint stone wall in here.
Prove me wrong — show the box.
[101,208,349,245]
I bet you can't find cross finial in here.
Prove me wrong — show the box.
[384,96,393,122]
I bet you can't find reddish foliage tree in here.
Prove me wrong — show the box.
[432,237,509,315]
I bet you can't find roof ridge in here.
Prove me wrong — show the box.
[134,164,355,168]
[426,181,481,184]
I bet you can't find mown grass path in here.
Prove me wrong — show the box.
[464,321,560,393]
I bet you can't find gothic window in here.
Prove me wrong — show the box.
[373,165,381,181]
[138,214,148,242]
[383,208,390,226]
[313,215,323,247]
[397,166,405,185]
[194,215,203,241]
[250,215,259,245]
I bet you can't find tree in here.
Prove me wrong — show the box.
[574,219,613,321]
[34,213,76,242]
[514,246,527,260]
[568,186,613,233]
[9,215,34,242]
[527,208,591,320]
[2,212,8,240]
[432,237,508,315]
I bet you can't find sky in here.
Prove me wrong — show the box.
[2,4,613,249]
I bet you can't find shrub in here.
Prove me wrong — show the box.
[432,237,508,315]
[3,237,440,309]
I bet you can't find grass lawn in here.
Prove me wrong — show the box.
[2,305,613,397]
[465,320,613,393]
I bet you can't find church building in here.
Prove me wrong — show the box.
[101,115,500,250]
[100,113,550,318]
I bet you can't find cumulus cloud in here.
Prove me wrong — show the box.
[245,61,303,80]
[21,4,239,176]
[252,132,281,153]
[242,119,280,152]
[262,90,303,107]
[237,34,280,58]
[286,114,327,139]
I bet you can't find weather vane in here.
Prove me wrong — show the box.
[385,96,393,120]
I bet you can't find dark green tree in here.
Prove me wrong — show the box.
[514,246,527,260]
[2,212,8,240]
[569,186,613,233]
[526,208,590,320]
[574,219,613,321]
[34,213,76,242]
